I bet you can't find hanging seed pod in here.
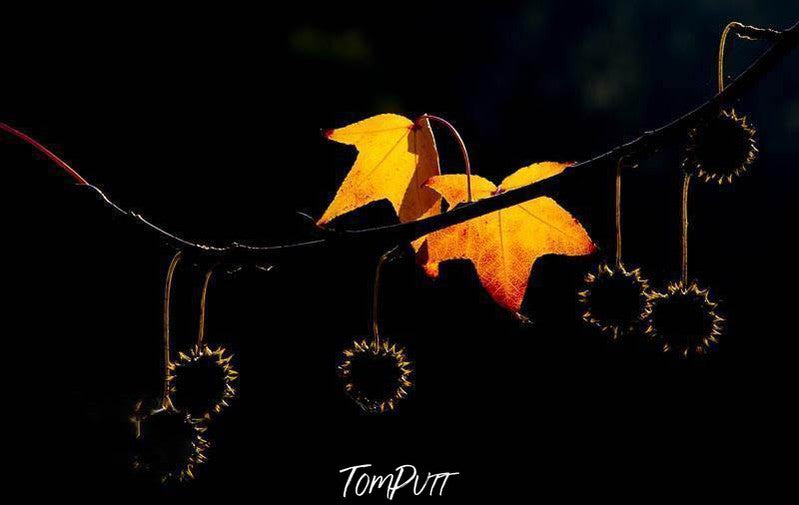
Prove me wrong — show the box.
[130,401,209,483]
[338,339,413,413]
[129,252,211,484]
[644,281,724,358]
[684,109,757,184]
[170,345,238,420]
[579,263,651,340]
[578,157,651,340]
[339,247,412,413]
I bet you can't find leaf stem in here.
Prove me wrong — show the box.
[419,114,473,202]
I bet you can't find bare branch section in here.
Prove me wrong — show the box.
[3,21,797,262]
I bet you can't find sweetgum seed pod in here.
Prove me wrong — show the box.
[644,281,724,358]
[338,339,413,414]
[684,109,757,184]
[579,263,651,340]
[170,344,238,421]
[130,402,209,483]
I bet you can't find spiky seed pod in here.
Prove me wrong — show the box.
[644,281,724,358]
[684,109,757,184]
[578,263,651,340]
[170,345,238,420]
[130,401,209,483]
[338,339,413,413]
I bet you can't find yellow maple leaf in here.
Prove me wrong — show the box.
[317,114,441,230]
[420,162,596,313]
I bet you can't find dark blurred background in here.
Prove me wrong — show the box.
[3,1,797,501]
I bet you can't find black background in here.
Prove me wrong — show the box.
[4,2,797,501]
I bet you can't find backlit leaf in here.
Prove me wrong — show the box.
[317,114,441,231]
[420,162,596,313]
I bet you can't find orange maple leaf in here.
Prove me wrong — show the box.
[420,162,596,313]
[317,114,441,231]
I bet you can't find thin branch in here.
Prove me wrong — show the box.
[0,123,88,184]
[352,20,798,247]
[3,21,797,261]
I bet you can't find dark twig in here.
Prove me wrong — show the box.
[2,21,797,262]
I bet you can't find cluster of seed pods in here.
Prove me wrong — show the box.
[131,252,238,483]
[579,23,760,357]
